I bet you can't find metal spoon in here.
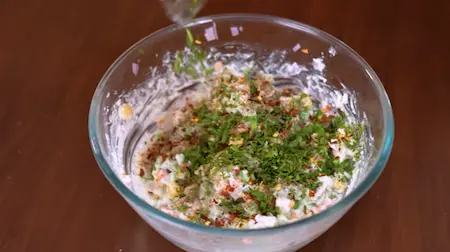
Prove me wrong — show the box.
[160,0,207,25]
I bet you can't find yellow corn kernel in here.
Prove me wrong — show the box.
[195,39,202,45]
[119,104,133,120]
[334,180,346,190]
[272,132,279,138]
[229,138,244,146]
[177,172,184,178]
[205,221,211,226]
[168,184,180,197]
[275,184,282,191]
[257,96,263,101]
[302,96,312,108]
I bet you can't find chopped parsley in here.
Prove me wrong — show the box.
[138,30,364,229]
[173,28,213,78]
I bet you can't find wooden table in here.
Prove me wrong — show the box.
[1,0,449,251]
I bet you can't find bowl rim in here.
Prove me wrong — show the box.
[89,13,394,235]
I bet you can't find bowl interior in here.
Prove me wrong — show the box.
[89,14,394,235]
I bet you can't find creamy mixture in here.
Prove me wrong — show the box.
[131,67,363,229]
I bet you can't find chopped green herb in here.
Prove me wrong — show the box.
[186,29,195,48]
[293,200,300,209]
[172,28,213,78]
[250,189,277,215]
[141,42,364,228]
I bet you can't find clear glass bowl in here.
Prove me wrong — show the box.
[89,14,394,252]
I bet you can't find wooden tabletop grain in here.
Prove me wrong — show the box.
[1,0,449,251]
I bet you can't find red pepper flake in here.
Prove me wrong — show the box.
[309,190,316,197]
[280,129,289,137]
[219,143,228,150]
[282,88,295,95]
[167,170,172,174]
[139,169,145,177]
[309,115,314,121]
[185,98,194,109]
[318,173,325,177]
[335,156,340,160]
[200,215,209,221]
[321,105,332,113]
[322,114,335,123]
[248,180,254,185]
[213,199,218,204]
[170,140,182,148]
[225,185,235,192]
[291,108,300,117]
[229,213,238,221]
[180,163,188,169]
[221,190,231,200]
[189,137,199,145]
[243,193,252,201]
[161,154,168,161]
[284,109,291,115]
[265,100,276,106]
[214,219,225,227]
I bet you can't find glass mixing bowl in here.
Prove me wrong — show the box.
[89,14,394,252]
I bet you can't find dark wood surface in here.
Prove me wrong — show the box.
[1,0,449,251]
